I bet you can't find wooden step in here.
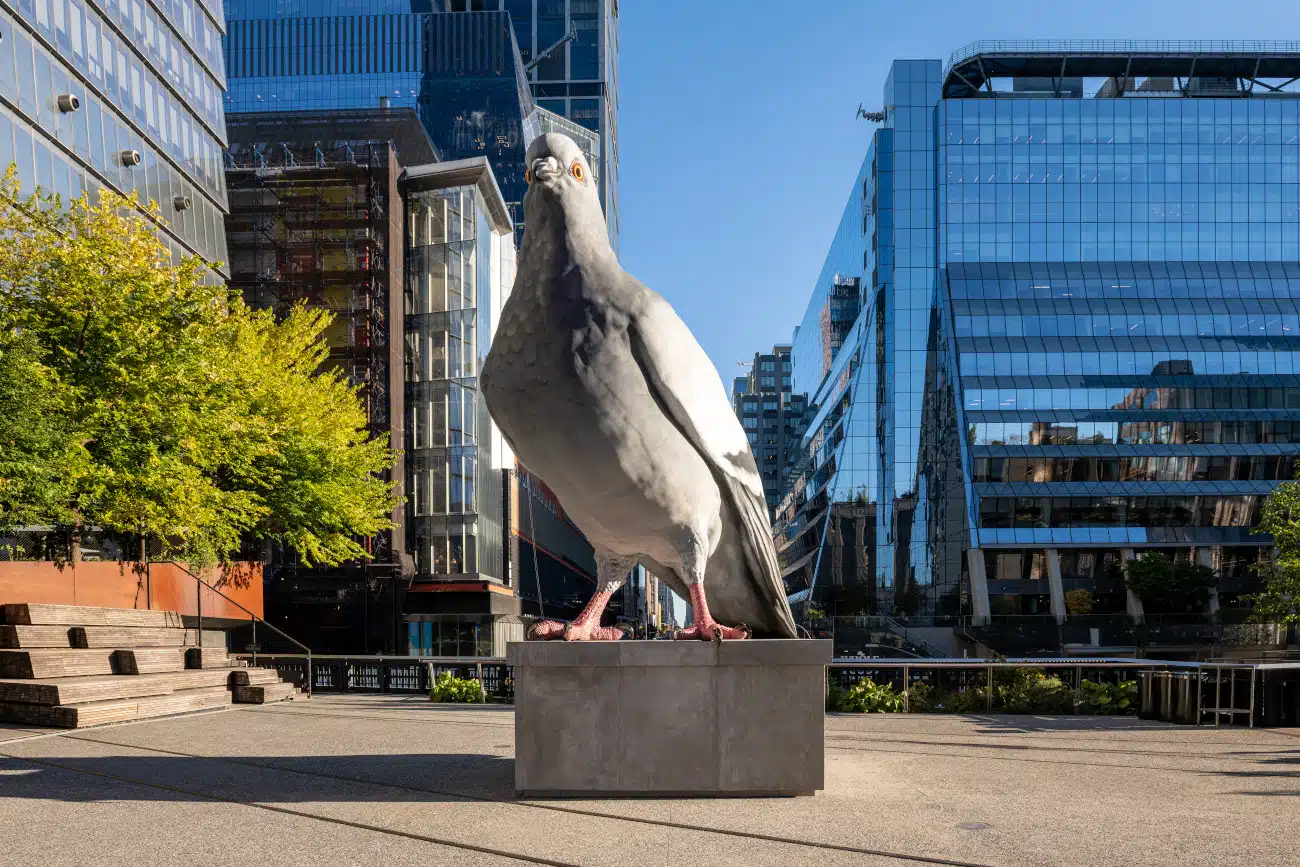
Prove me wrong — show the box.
[0,625,76,649]
[112,648,187,675]
[0,648,117,678]
[183,629,228,648]
[229,668,286,687]
[2,604,182,628]
[184,647,243,669]
[0,674,174,706]
[232,682,301,704]
[0,686,233,729]
[0,667,247,706]
[72,626,187,649]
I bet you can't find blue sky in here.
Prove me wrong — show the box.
[616,0,1300,378]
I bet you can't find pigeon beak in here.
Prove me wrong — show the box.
[531,157,560,183]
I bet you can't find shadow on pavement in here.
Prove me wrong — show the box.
[0,751,517,803]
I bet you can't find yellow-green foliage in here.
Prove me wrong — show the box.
[429,671,485,703]
[0,167,395,567]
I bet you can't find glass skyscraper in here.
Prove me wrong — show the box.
[222,0,615,241]
[781,43,1300,655]
[223,2,535,217]
[0,0,229,274]
[468,0,619,247]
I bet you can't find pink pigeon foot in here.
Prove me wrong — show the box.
[674,583,750,640]
[526,620,568,640]
[527,590,626,641]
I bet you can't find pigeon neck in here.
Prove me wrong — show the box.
[523,205,615,286]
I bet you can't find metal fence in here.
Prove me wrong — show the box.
[237,652,1300,727]
[238,654,514,702]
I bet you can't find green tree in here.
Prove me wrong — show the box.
[0,169,395,567]
[1122,552,1217,614]
[1251,488,1300,624]
[1064,588,1094,615]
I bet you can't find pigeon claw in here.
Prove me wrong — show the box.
[673,620,751,641]
[527,620,569,641]
[563,623,626,641]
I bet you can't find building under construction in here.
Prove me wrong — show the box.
[223,129,413,653]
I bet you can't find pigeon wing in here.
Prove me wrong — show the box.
[626,290,798,638]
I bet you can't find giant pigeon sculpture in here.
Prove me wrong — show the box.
[482,133,797,641]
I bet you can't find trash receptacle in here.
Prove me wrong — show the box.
[1139,670,1166,720]
[1261,674,1285,728]
[1170,672,1197,725]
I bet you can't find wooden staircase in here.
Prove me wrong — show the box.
[0,603,306,729]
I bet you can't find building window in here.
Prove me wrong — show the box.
[760,376,776,389]
[743,417,758,430]
[759,360,776,372]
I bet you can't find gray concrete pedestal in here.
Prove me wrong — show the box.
[508,639,831,797]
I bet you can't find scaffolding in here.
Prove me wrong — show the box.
[224,141,397,566]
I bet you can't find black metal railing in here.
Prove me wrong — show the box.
[233,653,1300,726]
[236,654,514,702]
[158,561,313,696]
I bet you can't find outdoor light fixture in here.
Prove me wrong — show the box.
[56,93,80,113]
[119,149,142,166]
[173,195,192,211]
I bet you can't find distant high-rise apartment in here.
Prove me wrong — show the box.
[780,43,1300,657]
[0,0,229,275]
[733,344,808,517]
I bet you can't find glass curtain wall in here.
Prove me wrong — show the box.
[405,181,508,583]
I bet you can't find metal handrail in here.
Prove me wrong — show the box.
[881,616,947,658]
[154,561,313,696]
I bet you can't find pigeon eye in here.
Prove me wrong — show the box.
[525,168,532,184]
[570,161,585,182]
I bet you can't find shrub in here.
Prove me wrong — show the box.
[995,668,1075,714]
[1079,679,1137,715]
[947,687,989,714]
[906,682,936,712]
[429,671,485,703]
[834,678,905,713]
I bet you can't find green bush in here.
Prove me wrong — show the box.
[1079,679,1137,715]
[906,682,936,712]
[994,668,1074,714]
[831,678,905,713]
[947,687,989,714]
[429,671,485,703]
[906,683,990,714]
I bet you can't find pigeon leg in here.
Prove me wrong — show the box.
[527,554,635,641]
[674,582,750,640]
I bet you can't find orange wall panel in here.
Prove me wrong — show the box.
[0,561,263,619]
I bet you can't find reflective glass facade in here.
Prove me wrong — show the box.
[223,4,538,223]
[404,162,516,586]
[1,0,230,273]
[780,44,1300,642]
[456,0,619,248]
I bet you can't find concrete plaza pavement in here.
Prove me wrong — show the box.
[0,694,1296,867]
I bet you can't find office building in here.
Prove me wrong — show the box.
[224,111,440,652]
[402,157,521,654]
[223,2,607,236]
[224,3,530,217]
[780,43,1300,655]
[0,0,229,275]
[447,0,619,247]
[733,344,809,516]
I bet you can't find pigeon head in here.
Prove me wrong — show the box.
[524,133,602,222]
